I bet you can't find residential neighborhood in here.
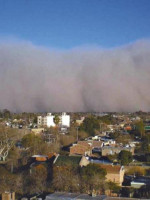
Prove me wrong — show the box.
[1,0,150,199]
[1,110,150,199]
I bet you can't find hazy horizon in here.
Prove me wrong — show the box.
[0,39,150,113]
[0,1,150,112]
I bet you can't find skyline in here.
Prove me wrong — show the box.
[0,0,150,49]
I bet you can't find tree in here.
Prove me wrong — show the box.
[141,135,150,153]
[116,134,132,145]
[107,181,120,196]
[22,133,43,155]
[134,120,145,137]
[0,125,16,161]
[109,131,120,140]
[3,109,11,119]
[29,164,48,194]
[98,115,112,125]
[54,115,60,126]
[80,164,106,194]
[0,166,23,194]
[126,166,146,176]
[118,150,133,165]
[80,116,100,136]
[52,166,80,192]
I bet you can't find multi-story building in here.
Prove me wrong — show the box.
[38,112,70,128]
[59,112,70,127]
[38,113,55,127]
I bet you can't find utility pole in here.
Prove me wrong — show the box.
[76,127,79,142]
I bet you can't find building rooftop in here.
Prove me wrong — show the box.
[45,192,106,200]
[54,155,82,167]
[98,164,122,174]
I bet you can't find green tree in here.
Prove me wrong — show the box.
[135,120,145,137]
[52,166,80,192]
[54,115,60,126]
[141,136,150,153]
[3,109,11,119]
[118,150,133,165]
[27,164,48,194]
[98,115,112,125]
[22,133,43,155]
[80,116,100,136]
[80,164,106,193]
[107,181,120,196]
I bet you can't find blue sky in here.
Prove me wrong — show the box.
[0,0,150,49]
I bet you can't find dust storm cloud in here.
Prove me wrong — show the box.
[0,40,150,112]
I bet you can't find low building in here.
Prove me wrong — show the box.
[131,176,150,188]
[2,192,15,200]
[70,140,104,156]
[31,155,48,162]
[101,146,134,156]
[53,155,89,168]
[99,164,125,186]
[70,142,92,156]
[76,117,85,125]
[31,128,44,134]
[45,192,107,200]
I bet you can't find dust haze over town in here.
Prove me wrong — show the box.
[0,39,150,113]
[2,1,150,199]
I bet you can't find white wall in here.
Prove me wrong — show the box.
[38,112,70,127]
[47,114,56,127]
[61,112,70,127]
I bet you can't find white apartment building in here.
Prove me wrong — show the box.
[60,112,70,127]
[38,113,55,127]
[37,112,70,128]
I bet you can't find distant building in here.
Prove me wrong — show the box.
[60,112,70,127]
[38,113,55,127]
[76,117,85,125]
[70,142,92,156]
[101,146,134,156]
[70,141,104,156]
[38,112,70,128]
[31,128,44,134]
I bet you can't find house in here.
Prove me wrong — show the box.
[70,140,104,156]
[70,142,92,156]
[30,153,57,174]
[124,125,132,131]
[76,117,85,125]
[31,128,44,134]
[131,176,150,188]
[54,155,89,168]
[100,137,116,146]
[99,164,125,186]
[2,192,15,200]
[101,146,134,156]
[21,194,40,200]
[45,192,107,200]
[89,157,113,165]
[31,155,48,162]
